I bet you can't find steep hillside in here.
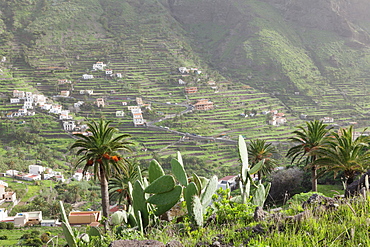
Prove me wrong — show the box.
[166,0,370,120]
[2,0,370,174]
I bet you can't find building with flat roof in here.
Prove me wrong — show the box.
[68,211,101,225]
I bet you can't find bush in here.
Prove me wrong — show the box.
[40,233,50,243]
[286,191,325,206]
[31,230,40,237]
[268,167,305,204]
[21,233,31,239]
[0,222,6,229]
[0,235,8,240]
[6,222,14,229]
[24,238,43,246]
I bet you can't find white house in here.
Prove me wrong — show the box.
[92,62,106,71]
[33,94,46,106]
[178,79,186,85]
[96,98,105,107]
[10,98,20,104]
[14,211,42,227]
[60,91,70,97]
[49,105,62,114]
[59,110,72,120]
[18,108,28,116]
[23,101,33,109]
[22,174,41,181]
[0,181,8,187]
[269,115,287,126]
[41,103,53,111]
[105,69,113,75]
[116,111,125,117]
[63,121,76,131]
[218,175,238,191]
[74,101,84,108]
[58,79,71,84]
[116,73,122,78]
[54,175,65,183]
[25,92,33,98]
[73,169,91,181]
[6,170,19,177]
[79,89,93,95]
[0,209,8,221]
[41,219,60,227]
[82,74,94,80]
[128,105,140,111]
[4,192,16,202]
[133,112,145,126]
[131,108,142,114]
[178,67,189,74]
[320,117,334,123]
[29,165,46,175]
[13,90,25,98]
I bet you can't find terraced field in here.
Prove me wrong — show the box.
[4,0,370,177]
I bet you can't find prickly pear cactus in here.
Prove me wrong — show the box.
[147,185,182,205]
[171,158,188,186]
[201,175,218,210]
[132,180,149,228]
[148,159,165,183]
[144,175,176,194]
[191,195,204,227]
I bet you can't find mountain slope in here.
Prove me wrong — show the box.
[2,0,370,172]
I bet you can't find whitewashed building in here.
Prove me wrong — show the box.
[82,74,94,80]
[29,165,46,175]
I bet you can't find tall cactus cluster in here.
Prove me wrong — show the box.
[238,135,271,207]
[111,138,272,233]
[112,152,219,232]
[171,155,218,227]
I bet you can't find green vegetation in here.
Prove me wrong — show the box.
[70,118,133,228]
[2,0,370,245]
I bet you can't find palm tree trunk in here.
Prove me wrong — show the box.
[312,166,317,192]
[100,167,110,231]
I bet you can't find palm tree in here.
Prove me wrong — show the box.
[286,120,332,192]
[248,139,276,180]
[108,160,141,207]
[70,118,133,228]
[314,126,370,188]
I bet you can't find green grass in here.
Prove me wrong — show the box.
[0,227,65,246]
[317,184,344,197]
[138,194,370,247]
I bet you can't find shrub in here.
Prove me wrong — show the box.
[0,222,6,229]
[6,222,14,229]
[268,167,305,204]
[0,235,8,240]
[213,188,254,224]
[31,230,40,237]
[40,233,50,243]
[20,233,31,239]
[24,238,43,246]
